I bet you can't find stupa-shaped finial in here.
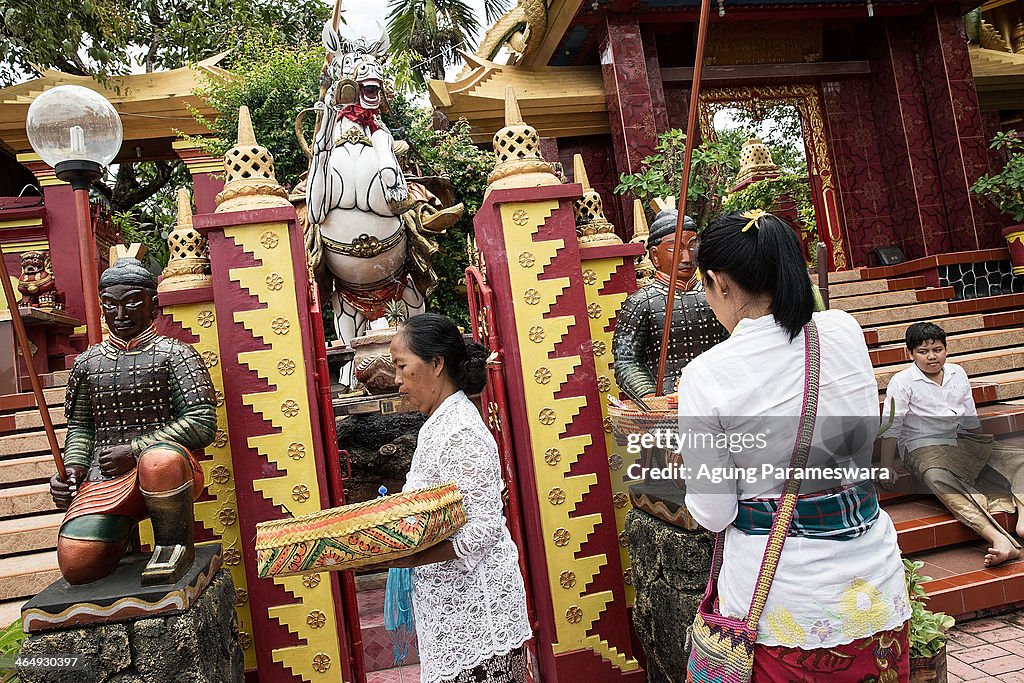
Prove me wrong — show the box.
[631,199,656,286]
[159,188,212,293]
[215,106,291,213]
[572,153,621,246]
[486,86,560,193]
[734,137,781,188]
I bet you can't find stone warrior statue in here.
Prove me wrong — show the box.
[305,20,462,387]
[612,208,728,399]
[50,258,217,585]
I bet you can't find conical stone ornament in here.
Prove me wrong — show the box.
[734,137,781,187]
[572,154,621,246]
[215,106,291,213]
[158,189,212,293]
[631,199,656,286]
[486,86,560,193]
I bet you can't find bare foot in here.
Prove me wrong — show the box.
[985,542,1021,567]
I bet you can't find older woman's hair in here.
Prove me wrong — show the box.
[696,211,814,340]
[400,313,488,394]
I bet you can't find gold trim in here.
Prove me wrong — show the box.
[699,84,848,270]
[0,218,44,229]
[0,240,49,254]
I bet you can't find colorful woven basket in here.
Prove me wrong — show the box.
[608,395,678,446]
[254,483,467,577]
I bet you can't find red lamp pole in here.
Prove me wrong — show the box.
[73,185,102,346]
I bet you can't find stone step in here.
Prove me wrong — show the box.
[0,388,64,415]
[854,293,1024,329]
[0,454,57,486]
[977,402,1024,436]
[869,328,1024,366]
[829,275,927,299]
[910,542,1024,618]
[0,406,66,435]
[875,348,1024,391]
[0,428,66,458]
[886,498,1017,555]
[828,269,863,284]
[0,512,62,556]
[832,287,954,313]
[0,483,55,519]
[0,550,59,601]
[863,310,1024,347]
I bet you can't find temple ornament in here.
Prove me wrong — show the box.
[572,154,622,246]
[473,0,548,64]
[17,250,61,309]
[159,189,211,293]
[487,86,561,193]
[215,106,291,213]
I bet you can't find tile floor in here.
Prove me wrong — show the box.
[949,610,1024,681]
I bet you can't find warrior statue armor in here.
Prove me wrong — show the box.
[50,258,217,585]
[612,210,728,399]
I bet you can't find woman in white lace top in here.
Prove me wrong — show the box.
[385,313,532,683]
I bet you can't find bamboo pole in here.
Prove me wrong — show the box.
[0,250,66,479]
[655,0,713,396]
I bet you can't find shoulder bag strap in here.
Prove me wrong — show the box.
[744,319,821,630]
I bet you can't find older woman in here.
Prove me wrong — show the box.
[386,312,532,683]
[680,212,911,681]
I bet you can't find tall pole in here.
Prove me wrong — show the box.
[655,0,713,396]
[73,186,102,346]
[0,249,66,479]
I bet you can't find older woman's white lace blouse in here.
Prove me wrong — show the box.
[403,390,532,683]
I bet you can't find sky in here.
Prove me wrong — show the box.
[343,0,490,43]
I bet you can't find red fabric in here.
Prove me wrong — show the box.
[337,275,408,320]
[750,622,910,682]
[63,446,204,525]
[338,104,380,133]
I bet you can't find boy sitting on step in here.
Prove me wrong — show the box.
[878,321,1024,567]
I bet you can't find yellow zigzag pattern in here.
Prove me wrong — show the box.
[581,256,640,608]
[501,201,618,659]
[222,222,342,682]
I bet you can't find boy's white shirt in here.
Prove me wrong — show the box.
[884,361,981,455]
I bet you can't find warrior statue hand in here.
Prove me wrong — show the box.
[97,444,137,477]
[50,465,88,510]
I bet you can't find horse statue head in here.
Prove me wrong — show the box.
[322,20,390,113]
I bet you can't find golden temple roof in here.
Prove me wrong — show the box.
[0,54,225,160]
[970,45,1024,110]
[429,55,606,143]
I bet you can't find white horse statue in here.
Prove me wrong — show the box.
[306,21,460,388]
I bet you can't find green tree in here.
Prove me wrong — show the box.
[386,0,508,82]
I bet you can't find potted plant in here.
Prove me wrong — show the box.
[905,559,955,682]
[970,132,1024,274]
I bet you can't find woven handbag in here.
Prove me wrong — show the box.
[686,321,821,683]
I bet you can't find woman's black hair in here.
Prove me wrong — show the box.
[695,211,814,340]
[399,312,488,394]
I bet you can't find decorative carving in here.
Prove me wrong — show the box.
[265,273,284,291]
[614,492,629,509]
[292,484,311,503]
[223,548,242,566]
[271,316,290,335]
[582,269,598,286]
[474,0,547,64]
[211,466,231,485]
[545,448,561,465]
[553,528,571,546]
[559,571,577,589]
[312,653,332,673]
[260,231,280,249]
[597,376,611,393]
[200,350,219,368]
[281,399,301,418]
[302,573,321,588]
[288,442,306,460]
[528,326,545,343]
[538,408,556,425]
[547,487,566,505]
[238,632,252,650]
[587,302,603,319]
[235,588,248,606]
[215,107,291,213]
[160,189,211,292]
[534,367,552,384]
[566,606,583,624]
[512,209,530,226]
[609,454,623,470]
[213,430,228,448]
[524,288,541,304]
[518,252,536,268]
[219,508,237,526]
[197,310,215,328]
[307,610,327,628]
[278,358,296,375]
[17,251,60,309]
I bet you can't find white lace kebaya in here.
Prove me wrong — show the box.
[403,390,532,683]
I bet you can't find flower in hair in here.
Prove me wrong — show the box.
[740,209,768,233]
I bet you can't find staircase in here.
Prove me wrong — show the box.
[829,251,1024,619]
[0,376,67,629]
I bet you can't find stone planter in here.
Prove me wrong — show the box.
[1001,224,1024,275]
[910,646,947,683]
[351,326,400,395]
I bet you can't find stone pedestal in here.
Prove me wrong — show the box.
[625,508,713,683]
[17,569,243,683]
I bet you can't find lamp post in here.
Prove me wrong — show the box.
[26,84,123,346]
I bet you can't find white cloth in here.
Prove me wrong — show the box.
[884,362,981,455]
[679,310,911,648]
[403,391,532,683]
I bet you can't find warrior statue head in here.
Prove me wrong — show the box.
[322,20,390,113]
[647,210,700,291]
[98,258,159,342]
